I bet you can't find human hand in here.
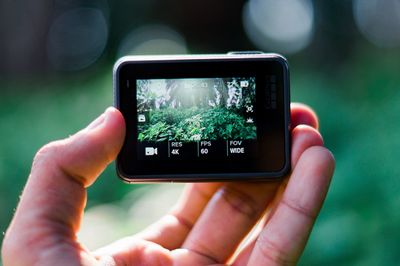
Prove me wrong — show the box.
[2,104,334,266]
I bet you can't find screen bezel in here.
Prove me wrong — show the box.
[114,54,290,182]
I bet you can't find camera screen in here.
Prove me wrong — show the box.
[136,77,257,159]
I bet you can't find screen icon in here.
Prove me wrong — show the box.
[168,141,198,159]
[138,114,146,122]
[145,147,158,156]
[184,82,195,89]
[228,140,246,154]
[198,140,226,158]
[240,80,249,88]
[246,105,254,113]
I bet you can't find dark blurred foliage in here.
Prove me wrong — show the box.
[1,0,400,265]
[0,0,372,78]
[0,0,250,77]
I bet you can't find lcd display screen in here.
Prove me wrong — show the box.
[136,77,257,160]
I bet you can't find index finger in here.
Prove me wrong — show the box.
[2,108,125,265]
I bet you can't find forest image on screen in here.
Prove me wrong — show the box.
[136,77,256,142]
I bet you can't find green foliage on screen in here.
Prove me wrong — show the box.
[137,77,257,141]
[138,107,256,141]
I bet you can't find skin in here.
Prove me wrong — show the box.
[1,103,335,266]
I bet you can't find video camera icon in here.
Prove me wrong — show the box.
[145,147,158,156]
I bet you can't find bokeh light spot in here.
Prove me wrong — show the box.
[243,0,314,54]
[353,0,400,48]
[117,24,187,57]
[47,8,108,71]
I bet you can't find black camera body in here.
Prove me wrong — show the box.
[114,53,290,182]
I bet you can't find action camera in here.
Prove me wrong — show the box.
[113,53,290,182]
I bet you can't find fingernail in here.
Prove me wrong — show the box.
[86,111,107,130]
[104,107,116,122]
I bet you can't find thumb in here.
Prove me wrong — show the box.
[2,107,125,263]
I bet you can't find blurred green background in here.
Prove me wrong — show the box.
[1,0,400,265]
